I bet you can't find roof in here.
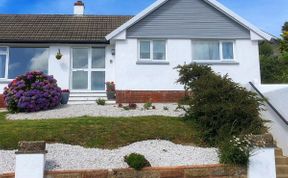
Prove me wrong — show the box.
[106,0,274,41]
[0,15,132,43]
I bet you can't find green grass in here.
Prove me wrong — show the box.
[0,112,199,150]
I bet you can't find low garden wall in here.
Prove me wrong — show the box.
[0,164,247,178]
[0,94,5,108]
[116,90,186,103]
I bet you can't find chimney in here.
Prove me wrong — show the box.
[74,1,85,15]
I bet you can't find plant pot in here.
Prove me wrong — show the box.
[107,91,116,100]
[61,92,70,105]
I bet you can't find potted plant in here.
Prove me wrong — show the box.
[61,89,70,105]
[106,82,116,100]
[56,49,63,60]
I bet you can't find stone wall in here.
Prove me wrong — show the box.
[0,164,247,178]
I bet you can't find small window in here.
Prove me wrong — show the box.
[153,40,166,60]
[0,54,6,78]
[140,41,151,59]
[192,41,235,62]
[0,47,8,78]
[139,40,166,60]
[222,42,234,60]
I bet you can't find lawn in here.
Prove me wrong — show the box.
[0,112,199,150]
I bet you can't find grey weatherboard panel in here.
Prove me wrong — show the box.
[127,0,250,39]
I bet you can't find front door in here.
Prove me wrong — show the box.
[71,47,106,91]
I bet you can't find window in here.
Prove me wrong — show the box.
[139,40,166,60]
[0,47,8,78]
[192,41,235,61]
[8,47,49,79]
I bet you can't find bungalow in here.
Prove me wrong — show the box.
[0,0,273,105]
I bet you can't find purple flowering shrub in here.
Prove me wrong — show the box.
[3,71,62,113]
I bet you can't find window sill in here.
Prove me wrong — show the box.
[192,61,239,65]
[136,60,170,65]
[0,79,12,84]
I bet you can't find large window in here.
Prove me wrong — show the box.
[192,41,235,61]
[71,47,105,91]
[0,47,49,79]
[139,40,166,60]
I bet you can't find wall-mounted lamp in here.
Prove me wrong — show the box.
[111,48,115,56]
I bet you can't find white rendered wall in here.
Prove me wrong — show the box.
[15,154,45,178]
[248,148,276,178]
[114,39,261,90]
[48,46,71,89]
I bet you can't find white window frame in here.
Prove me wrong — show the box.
[0,46,9,79]
[192,40,236,63]
[138,39,167,61]
[70,47,106,92]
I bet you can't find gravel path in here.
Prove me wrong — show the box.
[7,103,185,120]
[0,140,219,174]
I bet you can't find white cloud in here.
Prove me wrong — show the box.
[30,49,49,71]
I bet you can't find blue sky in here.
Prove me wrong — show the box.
[0,0,287,37]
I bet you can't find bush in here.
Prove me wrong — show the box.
[177,64,265,145]
[260,55,288,84]
[143,102,152,110]
[219,135,253,166]
[96,99,106,105]
[124,153,151,170]
[3,71,61,113]
[128,103,137,110]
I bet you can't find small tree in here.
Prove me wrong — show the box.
[177,64,265,145]
[280,22,288,54]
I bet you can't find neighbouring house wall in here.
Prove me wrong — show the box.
[127,0,250,39]
[115,39,261,91]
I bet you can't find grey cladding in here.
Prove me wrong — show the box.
[127,0,250,39]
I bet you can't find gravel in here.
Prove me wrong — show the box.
[7,103,185,120]
[0,140,219,174]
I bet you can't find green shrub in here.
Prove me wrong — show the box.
[124,153,151,170]
[143,102,152,110]
[163,106,169,111]
[219,135,253,166]
[177,64,265,145]
[96,99,106,106]
[260,55,288,84]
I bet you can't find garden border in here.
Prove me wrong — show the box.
[0,164,247,178]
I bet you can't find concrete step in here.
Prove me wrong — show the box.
[276,156,288,165]
[276,148,284,157]
[69,96,107,101]
[70,92,106,97]
[277,165,288,174]
[68,100,116,105]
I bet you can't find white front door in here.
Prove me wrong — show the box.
[71,47,106,91]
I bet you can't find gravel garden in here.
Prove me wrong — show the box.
[7,103,185,120]
[0,64,268,174]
